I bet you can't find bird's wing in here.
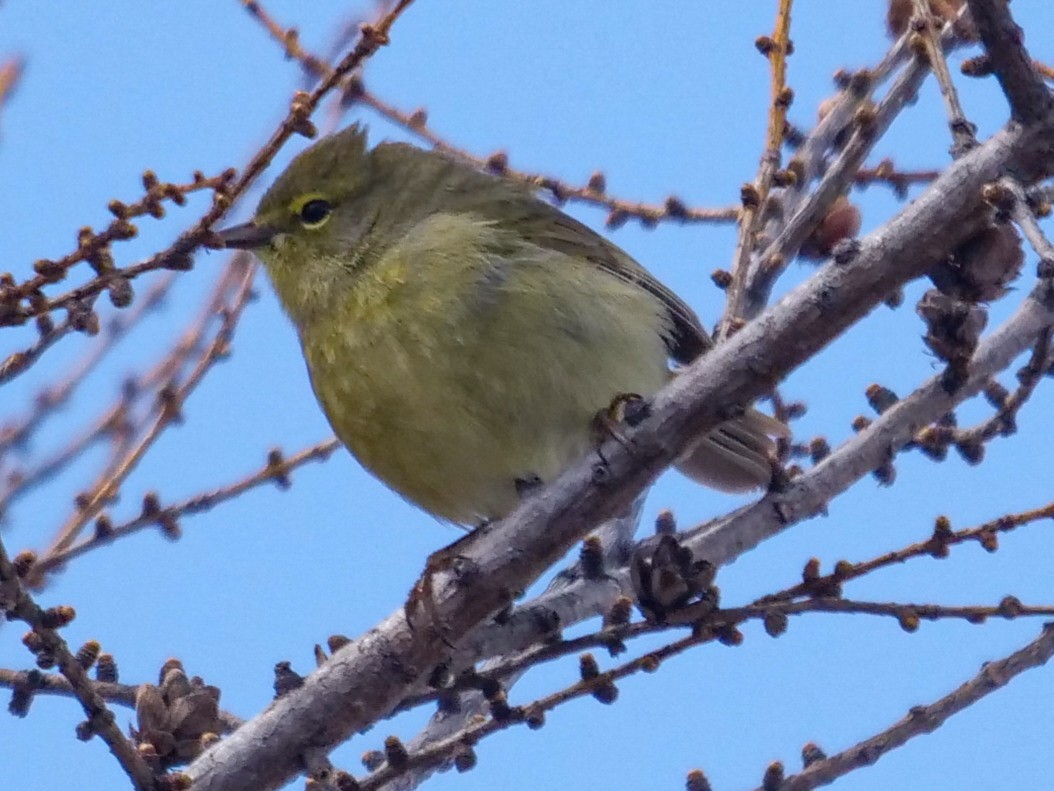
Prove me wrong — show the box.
[468,188,711,364]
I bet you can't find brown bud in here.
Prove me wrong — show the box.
[383,736,408,769]
[799,196,862,261]
[710,269,732,290]
[454,745,477,773]
[763,611,788,637]
[802,557,821,583]
[76,640,102,670]
[802,742,827,767]
[406,108,428,130]
[485,150,509,174]
[587,171,607,194]
[42,605,76,629]
[579,653,600,680]
[13,550,37,578]
[96,653,118,682]
[763,762,785,791]
[686,769,713,791]
[897,608,920,632]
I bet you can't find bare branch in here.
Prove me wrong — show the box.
[765,623,1054,791]
[719,0,794,338]
[965,0,1054,123]
[0,538,157,790]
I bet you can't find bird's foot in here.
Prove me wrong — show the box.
[592,392,650,452]
[405,525,489,647]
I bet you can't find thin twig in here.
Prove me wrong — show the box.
[764,623,1054,791]
[0,274,172,459]
[761,498,1054,605]
[1,270,234,521]
[0,171,234,329]
[912,0,977,154]
[5,1,413,328]
[362,597,1054,789]
[719,0,794,338]
[239,0,329,77]
[36,260,257,572]
[355,87,739,227]
[0,538,158,790]
[35,438,339,576]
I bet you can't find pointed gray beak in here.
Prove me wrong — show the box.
[215,222,277,250]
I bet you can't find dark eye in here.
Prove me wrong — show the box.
[299,199,331,227]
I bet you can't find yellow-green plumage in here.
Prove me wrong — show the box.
[219,126,784,524]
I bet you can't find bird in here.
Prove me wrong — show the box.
[217,125,786,526]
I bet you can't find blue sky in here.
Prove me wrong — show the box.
[2,2,1054,789]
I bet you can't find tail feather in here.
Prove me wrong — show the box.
[675,408,788,492]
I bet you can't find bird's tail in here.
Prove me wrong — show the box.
[674,408,788,492]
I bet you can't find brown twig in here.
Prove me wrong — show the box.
[737,9,971,325]
[763,622,1054,790]
[1,269,235,520]
[0,274,172,458]
[696,597,1054,628]
[237,5,740,227]
[718,0,794,339]
[363,594,1054,789]
[743,30,944,319]
[762,499,1054,605]
[35,259,257,574]
[239,0,329,78]
[853,161,940,195]
[358,629,710,789]
[0,538,158,790]
[0,316,78,386]
[354,86,739,227]
[0,171,234,329]
[912,0,978,154]
[913,328,1051,458]
[34,438,340,576]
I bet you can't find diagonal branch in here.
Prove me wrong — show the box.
[719,0,794,337]
[0,538,157,790]
[762,622,1054,791]
[965,0,1054,123]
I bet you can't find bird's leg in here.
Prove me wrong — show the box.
[514,473,545,499]
[406,524,486,646]
[406,474,542,642]
[592,392,650,459]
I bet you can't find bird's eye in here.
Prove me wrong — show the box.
[298,199,332,228]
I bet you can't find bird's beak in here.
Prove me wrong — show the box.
[215,222,276,250]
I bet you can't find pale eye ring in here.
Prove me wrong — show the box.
[299,199,332,227]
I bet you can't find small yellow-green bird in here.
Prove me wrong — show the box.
[218,125,785,525]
